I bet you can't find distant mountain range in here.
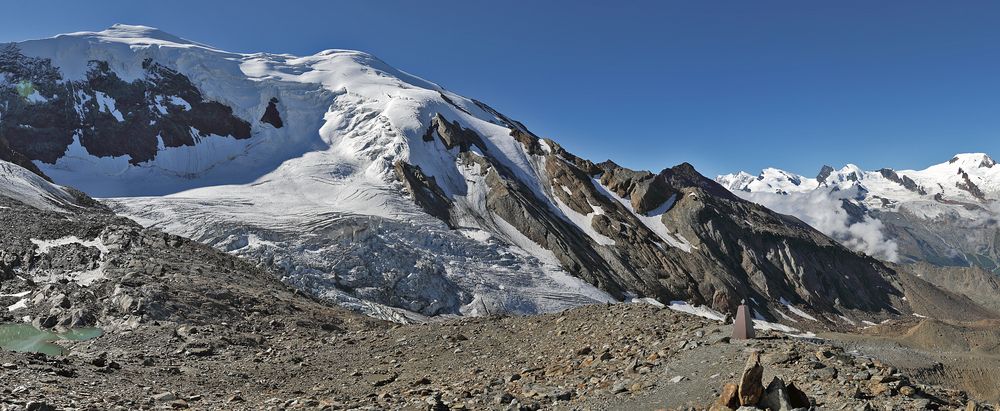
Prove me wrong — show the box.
[718,153,1000,272]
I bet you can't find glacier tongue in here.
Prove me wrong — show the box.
[106,196,615,319]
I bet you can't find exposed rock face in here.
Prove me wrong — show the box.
[426,113,487,153]
[900,262,1000,315]
[816,165,835,184]
[374,107,913,322]
[878,168,925,194]
[476,147,625,299]
[393,160,452,227]
[956,168,987,201]
[408,114,907,320]
[0,44,251,165]
[260,97,283,128]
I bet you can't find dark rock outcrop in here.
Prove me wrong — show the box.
[816,165,835,184]
[393,160,453,228]
[0,45,252,165]
[878,168,926,195]
[260,97,283,128]
[427,113,486,153]
[956,168,987,201]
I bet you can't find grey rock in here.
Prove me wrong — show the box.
[152,392,177,402]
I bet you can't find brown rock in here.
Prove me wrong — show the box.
[715,383,739,409]
[738,351,764,406]
[708,403,734,411]
[869,381,891,397]
[899,385,916,397]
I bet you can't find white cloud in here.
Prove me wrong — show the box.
[736,187,899,262]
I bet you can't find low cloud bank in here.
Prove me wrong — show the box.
[736,187,900,262]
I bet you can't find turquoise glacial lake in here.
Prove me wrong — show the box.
[0,324,103,356]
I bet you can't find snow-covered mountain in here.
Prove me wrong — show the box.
[0,25,909,323]
[718,153,1000,272]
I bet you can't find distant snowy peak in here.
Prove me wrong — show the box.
[718,153,1000,204]
[717,152,1000,273]
[948,152,996,169]
[60,24,206,47]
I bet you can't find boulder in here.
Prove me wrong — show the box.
[152,392,178,402]
[786,382,810,408]
[760,377,792,411]
[738,351,764,406]
[714,382,739,409]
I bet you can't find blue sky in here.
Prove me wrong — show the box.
[2,1,998,177]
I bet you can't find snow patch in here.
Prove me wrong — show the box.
[553,196,616,246]
[627,295,666,308]
[7,298,27,312]
[592,179,694,252]
[0,160,82,212]
[667,301,725,321]
[168,96,192,110]
[752,319,817,338]
[25,90,48,103]
[775,309,799,323]
[31,236,109,256]
[95,91,125,121]
[780,297,818,321]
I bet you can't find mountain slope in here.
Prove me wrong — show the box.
[0,159,99,212]
[1,25,908,323]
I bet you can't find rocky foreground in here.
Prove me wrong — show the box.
[0,303,996,410]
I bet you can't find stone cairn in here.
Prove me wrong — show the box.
[731,301,755,340]
[708,351,811,411]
